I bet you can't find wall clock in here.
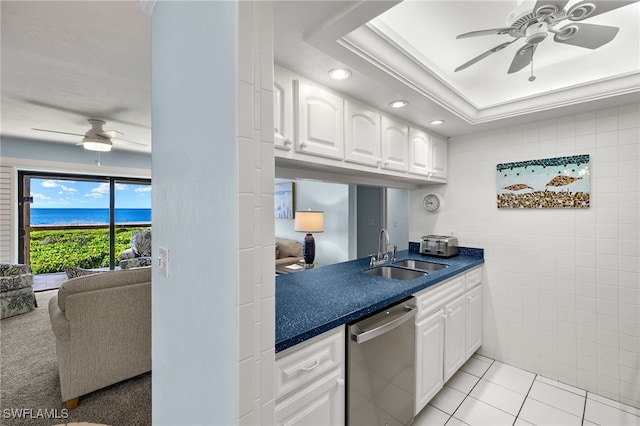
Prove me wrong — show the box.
[423,194,441,212]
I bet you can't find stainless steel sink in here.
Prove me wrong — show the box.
[364,266,426,280]
[393,260,449,271]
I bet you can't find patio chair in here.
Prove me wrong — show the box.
[1,264,37,319]
[119,230,152,269]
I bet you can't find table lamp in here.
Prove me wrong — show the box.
[294,210,324,267]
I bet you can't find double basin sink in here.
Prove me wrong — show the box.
[365,259,448,280]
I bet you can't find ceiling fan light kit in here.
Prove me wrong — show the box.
[81,137,112,152]
[454,0,638,79]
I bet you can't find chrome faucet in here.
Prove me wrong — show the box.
[370,228,391,266]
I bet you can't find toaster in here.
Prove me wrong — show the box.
[420,235,459,257]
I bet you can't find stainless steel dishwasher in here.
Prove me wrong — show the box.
[347,297,417,426]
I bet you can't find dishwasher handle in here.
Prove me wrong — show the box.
[350,302,417,344]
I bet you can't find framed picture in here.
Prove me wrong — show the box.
[275,182,295,218]
[497,154,590,209]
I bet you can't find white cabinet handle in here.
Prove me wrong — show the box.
[298,359,320,372]
[284,138,293,146]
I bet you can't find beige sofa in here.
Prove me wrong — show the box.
[276,237,304,267]
[48,267,151,410]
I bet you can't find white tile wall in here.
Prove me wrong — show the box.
[411,103,640,409]
[236,1,275,424]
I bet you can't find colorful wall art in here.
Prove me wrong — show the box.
[497,154,590,209]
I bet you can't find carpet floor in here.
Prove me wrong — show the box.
[0,290,151,425]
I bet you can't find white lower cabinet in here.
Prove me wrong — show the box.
[466,285,482,358]
[415,309,444,412]
[275,327,345,426]
[275,368,344,426]
[414,266,483,415]
[443,294,466,382]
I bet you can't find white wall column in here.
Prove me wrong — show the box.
[150,1,275,423]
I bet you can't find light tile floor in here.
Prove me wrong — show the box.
[414,354,640,426]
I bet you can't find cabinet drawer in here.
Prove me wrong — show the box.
[414,275,464,320]
[465,267,482,291]
[276,326,344,400]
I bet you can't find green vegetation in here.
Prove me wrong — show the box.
[29,227,150,274]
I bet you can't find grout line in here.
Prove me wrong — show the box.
[450,358,495,420]
[512,372,537,424]
[535,375,587,397]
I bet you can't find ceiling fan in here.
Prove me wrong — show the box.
[32,119,146,152]
[454,0,639,79]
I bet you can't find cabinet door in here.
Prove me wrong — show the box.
[415,309,444,415]
[274,68,294,151]
[466,285,482,359]
[429,135,448,181]
[381,116,408,172]
[275,369,345,426]
[345,100,380,167]
[408,127,430,175]
[443,294,466,382]
[297,81,344,159]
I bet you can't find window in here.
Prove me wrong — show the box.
[18,171,151,274]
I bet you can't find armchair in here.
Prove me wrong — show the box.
[1,264,37,319]
[119,230,152,270]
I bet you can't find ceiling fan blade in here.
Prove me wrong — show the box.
[455,39,518,72]
[532,0,570,17]
[508,44,537,74]
[456,28,514,39]
[113,137,148,147]
[99,130,123,139]
[32,128,84,137]
[567,0,639,21]
[553,22,619,49]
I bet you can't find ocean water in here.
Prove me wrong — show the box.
[30,208,151,226]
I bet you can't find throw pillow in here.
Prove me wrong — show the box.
[131,231,152,257]
[64,267,101,279]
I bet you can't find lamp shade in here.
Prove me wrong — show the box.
[294,210,324,233]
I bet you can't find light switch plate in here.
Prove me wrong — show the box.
[158,247,169,277]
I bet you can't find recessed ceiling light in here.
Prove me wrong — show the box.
[430,120,445,126]
[389,100,408,108]
[328,68,351,80]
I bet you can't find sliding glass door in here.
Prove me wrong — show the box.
[18,171,151,274]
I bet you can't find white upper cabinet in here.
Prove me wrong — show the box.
[409,127,447,181]
[274,66,447,184]
[430,134,448,182]
[381,115,409,172]
[274,67,294,151]
[296,80,344,160]
[409,127,431,175]
[344,100,381,167]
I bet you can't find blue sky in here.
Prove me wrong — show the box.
[31,179,151,209]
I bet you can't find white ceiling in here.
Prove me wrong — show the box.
[2,0,639,154]
[1,1,151,153]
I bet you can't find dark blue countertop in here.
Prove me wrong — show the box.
[275,245,484,352]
